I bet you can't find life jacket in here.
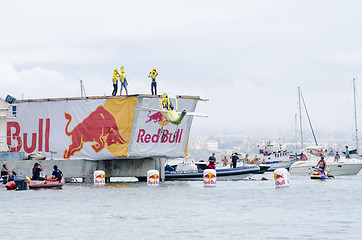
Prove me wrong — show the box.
[112,70,118,84]
[120,72,126,83]
[150,71,157,83]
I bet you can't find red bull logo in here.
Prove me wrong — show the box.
[145,111,169,126]
[204,173,216,179]
[274,173,283,180]
[96,173,105,180]
[63,105,126,159]
[149,174,159,180]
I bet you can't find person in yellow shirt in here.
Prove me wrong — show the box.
[119,66,128,96]
[112,68,120,96]
[148,67,158,95]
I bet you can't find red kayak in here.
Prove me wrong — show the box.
[29,178,65,189]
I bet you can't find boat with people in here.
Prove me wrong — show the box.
[289,147,362,176]
[165,159,260,180]
[256,142,298,171]
[28,177,65,189]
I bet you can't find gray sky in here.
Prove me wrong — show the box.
[1,0,362,139]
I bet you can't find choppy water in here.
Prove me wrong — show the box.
[1,172,362,240]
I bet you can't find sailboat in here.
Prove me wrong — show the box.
[289,82,362,176]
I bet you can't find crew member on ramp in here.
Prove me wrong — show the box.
[112,68,120,96]
[119,66,128,96]
[148,67,158,95]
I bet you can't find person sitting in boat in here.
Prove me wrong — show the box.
[250,155,258,164]
[230,153,239,168]
[221,156,228,167]
[1,164,14,184]
[244,154,249,164]
[316,156,327,172]
[49,165,63,181]
[207,153,216,169]
[334,151,340,162]
[32,163,44,180]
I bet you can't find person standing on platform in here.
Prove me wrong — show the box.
[148,67,158,95]
[112,68,120,96]
[119,66,128,96]
[345,145,350,159]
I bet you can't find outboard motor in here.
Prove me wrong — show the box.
[14,173,28,190]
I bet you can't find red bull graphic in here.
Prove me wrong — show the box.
[274,169,290,187]
[147,172,160,185]
[7,119,50,153]
[63,105,126,159]
[96,173,105,180]
[145,111,169,126]
[137,129,183,143]
[274,173,283,180]
[203,172,216,185]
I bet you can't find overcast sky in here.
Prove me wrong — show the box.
[1,0,362,140]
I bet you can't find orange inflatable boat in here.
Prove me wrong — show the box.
[29,178,65,189]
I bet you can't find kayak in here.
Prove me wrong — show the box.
[29,178,65,189]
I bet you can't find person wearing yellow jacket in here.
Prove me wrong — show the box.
[112,68,120,96]
[119,66,128,96]
[148,67,158,95]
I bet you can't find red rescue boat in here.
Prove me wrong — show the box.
[29,178,65,189]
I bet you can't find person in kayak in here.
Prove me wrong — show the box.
[32,163,44,180]
[50,165,63,181]
[316,156,327,172]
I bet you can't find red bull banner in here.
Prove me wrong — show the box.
[6,96,198,160]
[128,97,196,158]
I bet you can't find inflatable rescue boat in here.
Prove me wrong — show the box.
[29,178,65,189]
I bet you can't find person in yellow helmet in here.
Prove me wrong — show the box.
[148,67,158,95]
[162,93,173,110]
[119,66,128,96]
[112,68,120,96]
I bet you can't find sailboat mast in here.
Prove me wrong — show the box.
[353,78,358,152]
[298,87,304,150]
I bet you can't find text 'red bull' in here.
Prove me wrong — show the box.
[63,105,126,159]
[137,129,183,143]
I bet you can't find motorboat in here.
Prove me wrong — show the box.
[28,178,65,189]
[256,143,298,171]
[289,147,362,176]
[165,160,260,180]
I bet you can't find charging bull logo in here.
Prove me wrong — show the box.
[96,173,105,180]
[145,111,169,126]
[63,105,126,159]
[274,173,283,180]
[149,174,159,180]
[204,173,216,179]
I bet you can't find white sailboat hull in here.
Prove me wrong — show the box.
[290,158,362,176]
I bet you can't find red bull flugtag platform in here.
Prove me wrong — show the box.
[2,94,201,181]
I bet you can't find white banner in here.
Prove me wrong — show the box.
[128,97,196,158]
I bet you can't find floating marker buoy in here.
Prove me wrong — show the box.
[5,181,17,190]
[203,169,216,187]
[147,170,159,186]
[94,170,105,185]
[274,168,289,187]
